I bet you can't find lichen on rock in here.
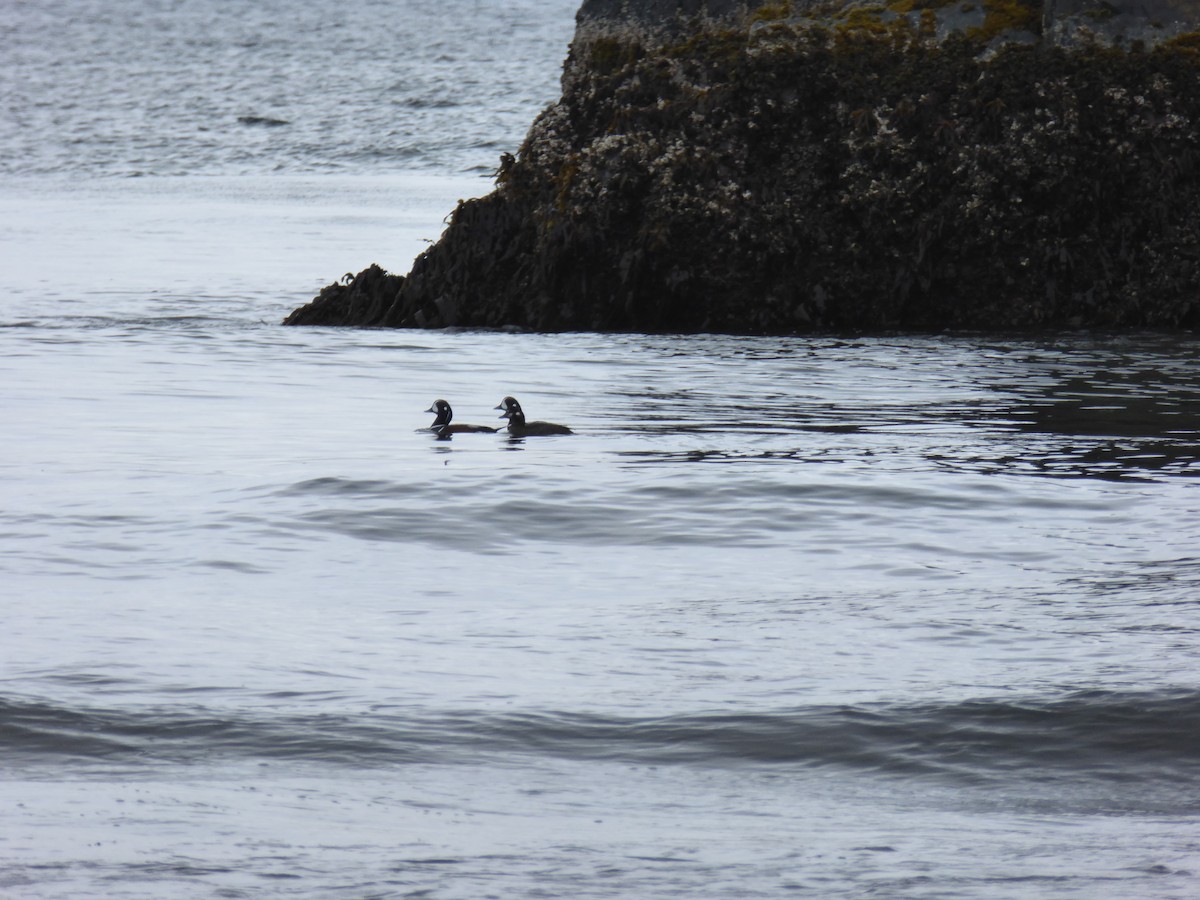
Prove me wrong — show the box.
[284,0,1200,332]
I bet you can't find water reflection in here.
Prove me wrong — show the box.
[605,333,1200,483]
[994,337,1200,481]
[1068,556,1200,606]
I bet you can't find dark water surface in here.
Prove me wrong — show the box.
[3,0,1200,896]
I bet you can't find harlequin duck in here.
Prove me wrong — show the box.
[495,396,573,436]
[425,399,497,435]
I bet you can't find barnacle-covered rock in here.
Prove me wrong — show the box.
[286,1,1200,332]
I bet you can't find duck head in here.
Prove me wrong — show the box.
[495,396,525,426]
[425,399,453,428]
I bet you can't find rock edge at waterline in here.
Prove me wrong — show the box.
[284,0,1200,333]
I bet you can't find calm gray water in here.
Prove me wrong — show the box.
[3,1,1200,898]
[0,0,575,177]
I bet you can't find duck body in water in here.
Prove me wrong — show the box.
[495,396,573,436]
[425,399,498,436]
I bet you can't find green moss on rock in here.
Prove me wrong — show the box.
[973,0,1042,40]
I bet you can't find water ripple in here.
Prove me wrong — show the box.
[4,690,1198,788]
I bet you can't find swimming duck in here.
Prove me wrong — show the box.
[425,399,497,435]
[495,396,573,436]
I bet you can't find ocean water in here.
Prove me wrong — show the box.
[3,1,1200,898]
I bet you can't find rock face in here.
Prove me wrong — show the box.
[284,0,1200,332]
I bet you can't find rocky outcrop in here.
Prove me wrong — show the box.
[284,0,1200,332]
